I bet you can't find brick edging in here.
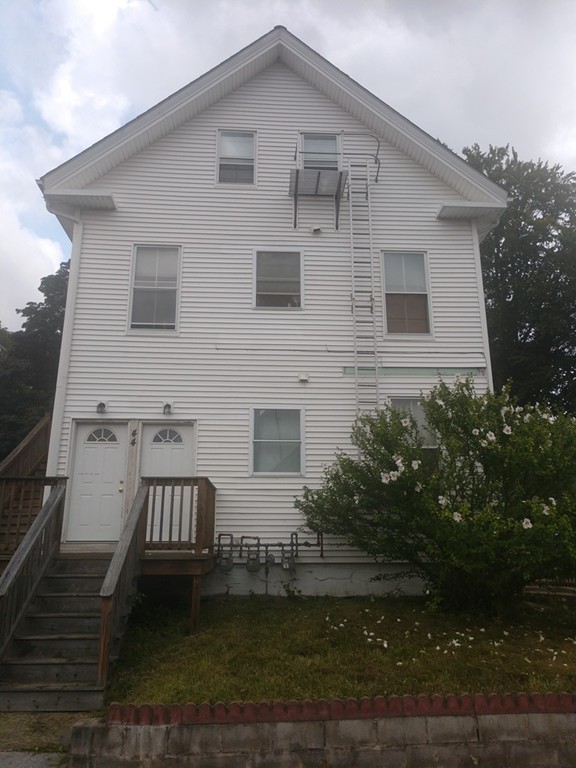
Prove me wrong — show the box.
[107,692,576,725]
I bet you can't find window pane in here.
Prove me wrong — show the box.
[132,247,178,329]
[220,131,254,159]
[384,252,426,293]
[254,409,300,440]
[391,398,435,446]
[384,253,406,292]
[303,134,338,169]
[386,294,429,334]
[404,253,426,292]
[253,441,301,473]
[256,252,300,308]
[219,164,254,183]
[132,288,177,328]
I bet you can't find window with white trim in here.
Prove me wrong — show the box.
[301,133,338,170]
[255,251,301,308]
[391,398,435,446]
[130,246,179,330]
[253,408,302,473]
[383,252,430,334]
[218,130,255,183]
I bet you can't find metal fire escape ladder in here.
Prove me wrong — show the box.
[348,158,380,413]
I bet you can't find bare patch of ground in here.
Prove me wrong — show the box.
[0,713,89,752]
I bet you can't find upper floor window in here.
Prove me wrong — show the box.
[302,133,339,170]
[218,130,255,184]
[253,408,302,474]
[255,251,301,308]
[130,246,179,330]
[383,251,430,334]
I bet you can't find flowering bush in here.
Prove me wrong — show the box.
[295,378,576,614]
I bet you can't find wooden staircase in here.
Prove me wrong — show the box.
[0,554,111,711]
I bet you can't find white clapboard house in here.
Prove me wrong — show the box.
[39,26,507,597]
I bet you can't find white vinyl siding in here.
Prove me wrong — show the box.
[130,246,179,330]
[252,408,302,474]
[383,252,430,334]
[218,130,255,184]
[53,63,491,559]
[255,250,301,308]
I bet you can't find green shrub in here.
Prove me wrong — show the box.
[296,378,576,614]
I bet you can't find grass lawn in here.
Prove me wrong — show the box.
[106,590,576,706]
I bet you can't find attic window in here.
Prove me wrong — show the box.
[302,133,338,170]
[218,130,255,184]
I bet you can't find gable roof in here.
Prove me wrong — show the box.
[39,25,507,236]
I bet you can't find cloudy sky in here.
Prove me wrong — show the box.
[1,0,575,331]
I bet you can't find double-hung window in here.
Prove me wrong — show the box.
[302,133,338,170]
[130,246,179,330]
[383,251,430,334]
[255,251,301,308]
[218,130,255,183]
[253,408,302,474]
[391,398,435,447]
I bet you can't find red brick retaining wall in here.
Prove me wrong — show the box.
[106,692,576,725]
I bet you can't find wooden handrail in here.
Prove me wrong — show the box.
[0,477,64,555]
[0,413,51,478]
[141,477,216,552]
[97,484,149,687]
[0,480,66,659]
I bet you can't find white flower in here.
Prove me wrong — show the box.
[503,425,512,435]
[415,483,422,493]
[401,417,410,427]
[542,505,550,515]
[487,431,496,442]
[438,495,448,508]
[524,413,532,422]
[390,471,399,481]
[522,518,533,529]
[549,497,557,507]
[480,440,488,448]
[453,512,462,523]
[381,472,390,484]
[411,460,421,470]
[472,428,480,436]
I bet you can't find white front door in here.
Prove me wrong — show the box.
[67,423,127,541]
[140,423,196,544]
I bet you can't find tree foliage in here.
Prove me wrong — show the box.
[0,261,69,461]
[463,144,576,411]
[296,379,576,614]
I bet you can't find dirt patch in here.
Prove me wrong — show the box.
[0,713,89,752]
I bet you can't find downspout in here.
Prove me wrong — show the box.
[471,221,494,391]
[44,204,83,478]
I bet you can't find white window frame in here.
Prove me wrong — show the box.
[390,397,436,447]
[382,251,431,336]
[251,407,304,475]
[129,245,180,332]
[253,249,303,310]
[217,129,256,185]
[300,132,340,171]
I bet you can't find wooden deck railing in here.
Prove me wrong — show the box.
[0,412,51,478]
[98,484,149,687]
[0,480,66,659]
[142,477,216,553]
[97,477,216,685]
[0,477,63,555]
